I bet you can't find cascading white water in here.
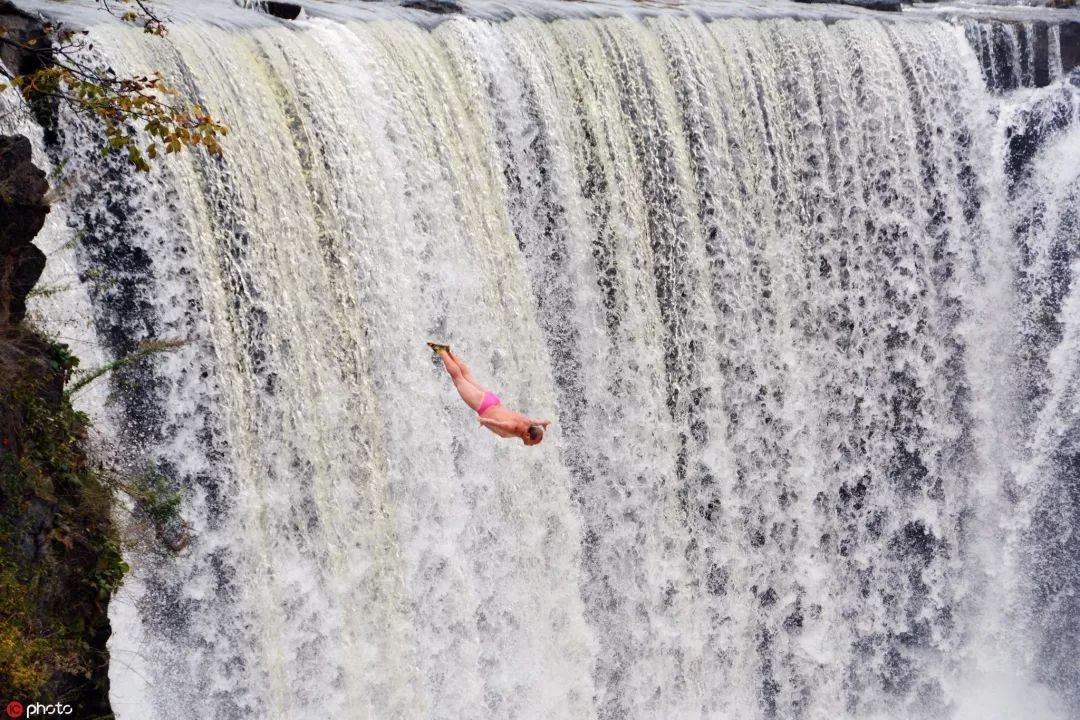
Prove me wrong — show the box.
[17,2,1080,718]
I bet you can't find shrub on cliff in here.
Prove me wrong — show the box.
[0,330,125,714]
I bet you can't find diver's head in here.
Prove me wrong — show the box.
[524,425,544,446]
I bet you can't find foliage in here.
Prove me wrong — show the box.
[133,472,181,530]
[0,0,227,171]
[0,339,125,702]
[0,566,86,698]
[45,340,77,375]
[66,338,186,397]
[25,281,72,300]
[0,333,193,703]
[110,467,188,552]
[0,566,54,696]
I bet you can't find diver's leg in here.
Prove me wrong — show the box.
[438,349,484,411]
[448,350,487,392]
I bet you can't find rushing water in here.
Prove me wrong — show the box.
[14,2,1080,718]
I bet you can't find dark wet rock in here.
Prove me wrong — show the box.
[0,1,51,77]
[20,497,57,562]
[793,0,903,11]
[401,0,464,14]
[0,136,49,248]
[965,18,1080,92]
[252,0,302,20]
[1004,84,1077,191]
[1031,24,1054,87]
[0,135,50,324]
[5,244,46,324]
[1062,22,1080,75]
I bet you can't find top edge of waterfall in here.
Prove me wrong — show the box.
[9,0,1080,32]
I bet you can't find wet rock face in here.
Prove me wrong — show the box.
[253,0,302,20]
[965,19,1080,93]
[0,0,50,76]
[0,136,48,245]
[793,0,903,11]
[1062,22,1080,75]
[0,135,49,324]
[401,0,464,15]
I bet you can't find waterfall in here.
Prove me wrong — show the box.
[21,3,1080,718]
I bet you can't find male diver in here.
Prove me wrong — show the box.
[428,343,551,446]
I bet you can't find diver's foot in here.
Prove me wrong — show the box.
[427,341,450,355]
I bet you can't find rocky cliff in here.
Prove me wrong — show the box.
[0,135,120,718]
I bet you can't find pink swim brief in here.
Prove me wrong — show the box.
[477,391,501,415]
